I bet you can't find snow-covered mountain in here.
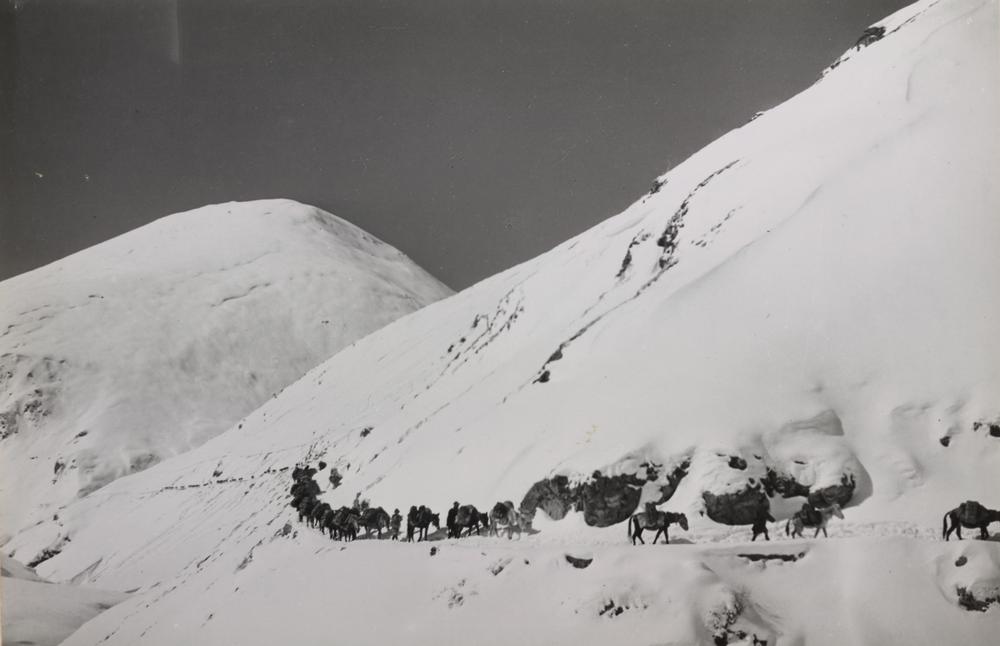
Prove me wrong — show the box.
[6,0,1000,644]
[0,199,451,536]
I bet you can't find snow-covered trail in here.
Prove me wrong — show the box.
[60,518,1000,646]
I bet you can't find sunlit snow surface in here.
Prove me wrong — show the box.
[0,199,451,534]
[5,0,1000,643]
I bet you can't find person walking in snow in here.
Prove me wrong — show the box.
[751,509,775,541]
[447,501,460,538]
[406,506,418,542]
[390,509,403,540]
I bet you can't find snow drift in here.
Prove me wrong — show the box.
[0,554,128,646]
[0,199,451,536]
[5,0,1000,644]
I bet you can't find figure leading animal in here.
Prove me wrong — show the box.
[786,503,843,539]
[629,504,689,545]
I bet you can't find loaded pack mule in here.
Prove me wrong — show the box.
[943,500,1000,541]
[786,503,843,539]
[453,504,489,537]
[360,506,391,539]
[489,501,529,539]
[407,506,440,542]
[629,504,689,545]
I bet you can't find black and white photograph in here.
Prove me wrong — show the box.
[1,0,998,644]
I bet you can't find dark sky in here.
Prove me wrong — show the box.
[1,0,910,289]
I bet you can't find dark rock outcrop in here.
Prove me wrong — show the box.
[957,586,1000,612]
[727,456,748,470]
[578,472,645,527]
[520,457,690,527]
[762,469,810,499]
[703,485,770,525]
[855,25,886,49]
[972,420,1000,437]
[520,475,576,521]
[520,469,663,527]
[564,554,593,569]
[762,468,856,509]
[655,460,691,504]
[807,473,856,508]
[737,552,804,563]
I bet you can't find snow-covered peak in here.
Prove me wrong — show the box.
[90,0,996,523]
[6,1,1000,644]
[0,199,451,535]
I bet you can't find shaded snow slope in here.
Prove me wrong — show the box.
[0,199,451,536]
[6,0,1000,643]
[1,553,44,582]
[1,554,128,646]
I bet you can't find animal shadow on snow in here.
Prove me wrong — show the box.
[420,527,449,541]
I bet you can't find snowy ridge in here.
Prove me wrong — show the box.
[0,199,451,536]
[5,0,1000,643]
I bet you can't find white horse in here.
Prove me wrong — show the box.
[786,503,844,538]
[490,501,527,539]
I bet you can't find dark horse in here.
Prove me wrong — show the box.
[629,506,689,545]
[297,497,318,524]
[360,506,391,539]
[309,501,332,529]
[943,500,1000,541]
[407,506,440,542]
[454,504,488,537]
[323,506,360,541]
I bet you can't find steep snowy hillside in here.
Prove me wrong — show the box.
[1,554,128,646]
[6,0,1000,644]
[0,199,451,536]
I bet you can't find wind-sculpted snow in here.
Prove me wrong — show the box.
[6,0,1000,643]
[1,554,128,646]
[0,199,451,536]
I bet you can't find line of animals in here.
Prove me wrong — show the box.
[627,500,844,545]
[289,464,999,545]
[289,464,529,541]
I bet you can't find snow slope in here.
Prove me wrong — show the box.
[0,199,451,536]
[6,0,1000,643]
[57,529,1000,646]
[1,555,128,646]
